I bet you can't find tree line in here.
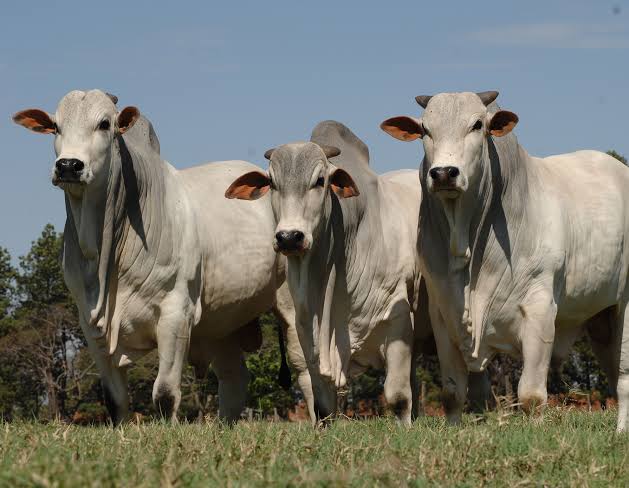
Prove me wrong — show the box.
[0,151,624,422]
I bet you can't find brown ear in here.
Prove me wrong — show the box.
[330,168,359,198]
[117,106,140,134]
[12,109,56,134]
[225,171,271,200]
[488,110,518,137]
[380,116,423,142]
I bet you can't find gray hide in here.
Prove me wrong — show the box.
[382,91,629,431]
[14,89,295,424]
[278,121,424,424]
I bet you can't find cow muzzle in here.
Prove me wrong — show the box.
[274,230,309,256]
[53,158,85,185]
[428,166,464,197]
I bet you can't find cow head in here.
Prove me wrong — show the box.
[225,142,359,256]
[13,90,139,198]
[380,91,518,199]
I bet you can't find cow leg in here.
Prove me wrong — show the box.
[615,301,629,432]
[276,310,317,424]
[517,294,557,413]
[410,348,421,419]
[467,371,491,413]
[152,310,191,422]
[210,336,249,424]
[84,334,129,425]
[430,305,468,424]
[383,307,414,426]
[587,306,619,398]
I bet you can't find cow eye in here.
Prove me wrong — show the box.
[269,176,275,190]
[98,119,111,131]
[472,119,483,131]
[422,124,430,138]
[316,176,325,187]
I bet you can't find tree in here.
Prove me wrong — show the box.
[0,224,84,420]
[607,150,627,165]
[0,247,16,335]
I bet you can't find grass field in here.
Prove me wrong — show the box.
[1,408,627,487]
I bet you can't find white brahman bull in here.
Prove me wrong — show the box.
[13,89,298,423]
[381,91,629,431]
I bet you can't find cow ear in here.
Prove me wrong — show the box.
[380,116,423,142]
[117,106,140,134]
[12,109,56,134]
[487,110,518,137]
[329,168,359,198]
[225,171,271,200]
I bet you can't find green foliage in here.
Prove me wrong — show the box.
[0,248,17,337]
[16,223,68,309]
[245,313,296,417]
[607,150,627,165]
[0,411,626,486]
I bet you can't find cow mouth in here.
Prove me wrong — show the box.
[431,182,463,198]
[278,247,308,257]
[53,174,85,186]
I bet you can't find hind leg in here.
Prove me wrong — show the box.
[614,301,629,431]
[586,306,618,398]
[211,336,249,424]
[383,304,414,426]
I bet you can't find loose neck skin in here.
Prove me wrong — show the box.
[64,134,169,352]
[421,134,528,363]
[286,191,359,386]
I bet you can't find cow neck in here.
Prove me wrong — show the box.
[467,134,529,362]
[288,191,364,389]
[420,132,528,365]
[65,134,168,355]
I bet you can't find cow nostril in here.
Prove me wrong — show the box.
[447,167,460,178]
[292,231,304,242]
[73,160,84,172]
[55,160,64,172]
[429,167,440,179]
[275,232,286,243]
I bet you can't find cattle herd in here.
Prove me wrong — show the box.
[12,89,629,432]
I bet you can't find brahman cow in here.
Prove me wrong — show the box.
[226,120,430,424]
[381,91,629,430]
[13,89,297,423]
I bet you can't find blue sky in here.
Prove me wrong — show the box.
[1,0,628,259]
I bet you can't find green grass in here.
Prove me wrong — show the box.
[1,409,627,487]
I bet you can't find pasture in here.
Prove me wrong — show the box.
[1,408,626,487]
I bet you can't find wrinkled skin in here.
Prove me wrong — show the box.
[226,121,426,426]
[382,91,629,431]
[13,90,298,424]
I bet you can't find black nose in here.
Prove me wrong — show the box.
[429,166,460,183]
[446,166,459,178]
[275,230,305,251]
[55,158,84,177]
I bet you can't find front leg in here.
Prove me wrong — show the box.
[83,326,129,425]
[152,306,191,422]
[383,305,414,426]
[430,304,468,424]
[517,292,557,412]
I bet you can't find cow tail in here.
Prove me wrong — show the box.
[276,321,292,390]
